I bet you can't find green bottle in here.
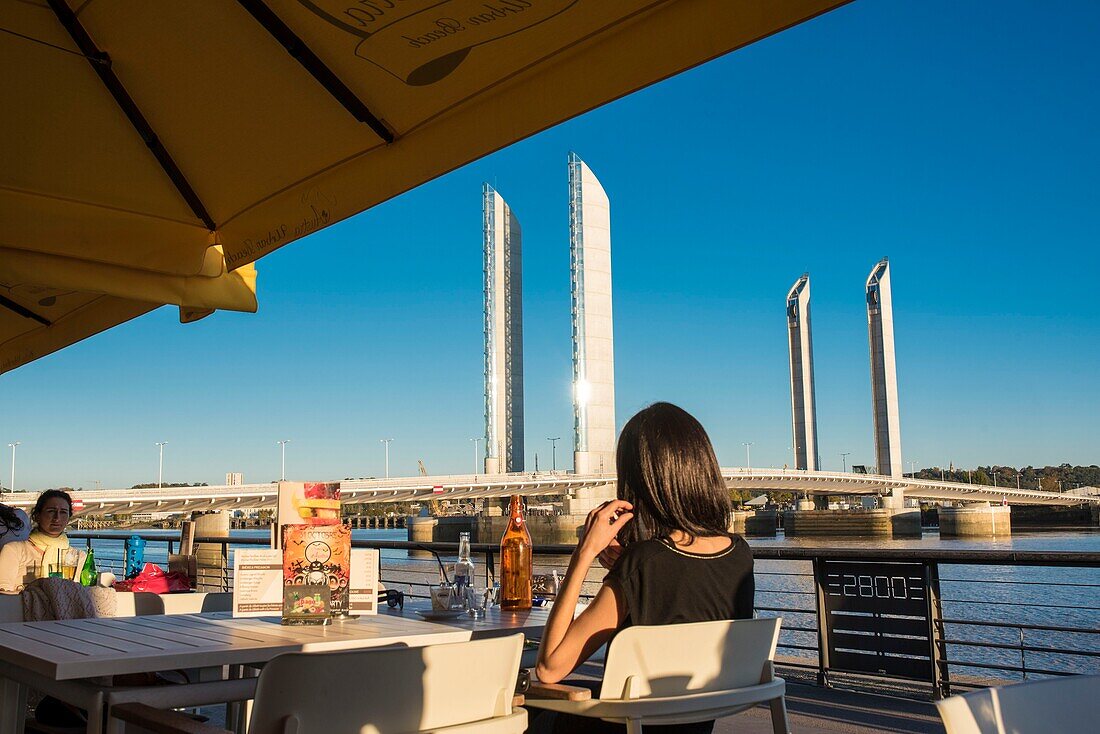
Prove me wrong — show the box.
[79,548,97,586]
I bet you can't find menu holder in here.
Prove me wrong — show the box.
[349,549,381,616]
[168,554,197,587]
[232,549,282,617]
[281,523,351,620]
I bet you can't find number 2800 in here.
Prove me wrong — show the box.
[827,573,924,601]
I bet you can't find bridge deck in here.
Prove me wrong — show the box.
[2,468,1091,515]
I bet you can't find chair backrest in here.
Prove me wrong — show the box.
[132,591,232,615]
[936,674,1100,734]
[600,617,781,700]
[248,634,524,734]
[0,594,23,622]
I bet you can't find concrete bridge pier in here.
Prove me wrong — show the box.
[939,502,1011,537]
[730,509,777,537]
[784,489,920,538]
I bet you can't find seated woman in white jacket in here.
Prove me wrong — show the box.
[0,490,76,593]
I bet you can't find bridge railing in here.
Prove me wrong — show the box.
[69,531,1099,697]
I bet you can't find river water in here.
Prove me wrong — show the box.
[80,527,1099,682]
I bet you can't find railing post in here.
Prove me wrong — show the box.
[811,558,830,687]
[1019,628,1027,680]
[222,541,230,593]
[928,562,949,698]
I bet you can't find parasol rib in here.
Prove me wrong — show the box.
[236,0,395,144]
[45,0,217,231]
[0,295,52,327]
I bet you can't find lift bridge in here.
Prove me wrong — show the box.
[2,469,1092,516]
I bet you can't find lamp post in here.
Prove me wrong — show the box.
[840,452,851,473]
[154,442,167,488]
[276,440,290,481]
[470,437,482,474]
[7,442,20,494]
[380,438,394,479]
[547,437,561,472]
[742,442,754,469]
[1016,471,1021,490]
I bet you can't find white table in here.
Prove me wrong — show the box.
[0,608,549,734]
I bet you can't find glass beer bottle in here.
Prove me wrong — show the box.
[499,495,533,610]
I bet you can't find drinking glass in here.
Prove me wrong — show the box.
[61,548,80,581]
[466,585,486,619]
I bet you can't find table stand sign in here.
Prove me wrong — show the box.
[349,549,381,616]
[232,549,282,618]
[178,520,195,555]
[275,481,343,535]
[281,523,351,623]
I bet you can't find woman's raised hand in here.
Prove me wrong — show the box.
[597,538,623,570]
[579,500,633,561]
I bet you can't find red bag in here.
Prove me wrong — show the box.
[113,563,193,593]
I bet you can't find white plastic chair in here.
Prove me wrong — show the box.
[936,674,1100,734]
[526,617,788,734]
[0,594,21,622]
[113,633,528,734]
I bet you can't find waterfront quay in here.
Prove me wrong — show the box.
[70,529,1100,692]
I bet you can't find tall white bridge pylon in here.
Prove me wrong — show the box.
[2,469,1091,516]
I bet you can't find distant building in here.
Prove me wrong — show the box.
[131,511,175,522]
[568,153,616,475]
[483,183,524,473]
[786,274,820,471]
[866,258,903,478]
[225,472,243,486]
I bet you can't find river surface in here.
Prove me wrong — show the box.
[79,527,1100,682]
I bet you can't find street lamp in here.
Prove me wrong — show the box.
[840,452,851,473]
[1016,470,1021,490]
[380,438,394,479]
[7,442,21,494]
[154,442,167,488]
[276,440,290,481]
[742,442,754,469]
[470,437,482,474]
[547,437,561,472]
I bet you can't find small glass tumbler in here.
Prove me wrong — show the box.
[466,585,486,619]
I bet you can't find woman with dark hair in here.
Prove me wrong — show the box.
[0,490,75,593]
[532,403,754,733]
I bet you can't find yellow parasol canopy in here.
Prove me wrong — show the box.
[1,0,848,373]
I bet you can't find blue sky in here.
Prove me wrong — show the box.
[4,0,1099,490]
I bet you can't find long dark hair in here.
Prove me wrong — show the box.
[31,490,73,527]
[0,504,25,535]
[616,402,731,545]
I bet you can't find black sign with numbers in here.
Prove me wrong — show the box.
[817,560,935,682]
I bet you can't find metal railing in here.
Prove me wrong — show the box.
[69,531,1100,696]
